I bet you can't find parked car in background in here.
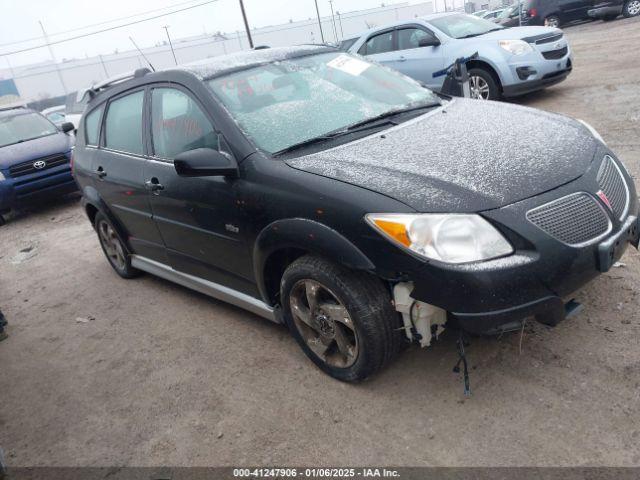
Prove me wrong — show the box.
[346,13,572,100]
[494,4,523,26]
[64,90,89,130]
[482,7,509,20]
[74,46,639,382]
[588,0,640,19]
[0,107,76,225]
[521,0,594,26]
[41,105,67,128]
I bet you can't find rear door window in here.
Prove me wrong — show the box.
[150,87,218,160]
[104,90,144,155]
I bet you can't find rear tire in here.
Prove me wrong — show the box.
[623,0,640,17]
[281,255,404,382]
[94,212,140,279]
[545,15,561,27]
[467,68,501,101]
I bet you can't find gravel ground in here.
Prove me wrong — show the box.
[1,17,639,467]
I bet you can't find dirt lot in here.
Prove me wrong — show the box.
[1,17,639,467]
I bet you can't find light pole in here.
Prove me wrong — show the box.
[328,0,339,42]
[163,26,178,65]
[238,0,254,49]
[314,0,325,43]
[39,20,67,94]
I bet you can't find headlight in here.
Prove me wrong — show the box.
[499,39,533,55]
[577,119,606,145]
[0,171,5,181]
[366,213,513,264]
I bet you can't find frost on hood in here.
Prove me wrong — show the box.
[287,99,598,212]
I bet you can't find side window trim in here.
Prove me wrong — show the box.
[100,86,148,158]
[147,82,220,163]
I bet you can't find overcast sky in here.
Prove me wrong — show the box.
[0,0,426,67]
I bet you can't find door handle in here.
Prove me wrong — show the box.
[145,178,164,193]
[398,56,407,62]
[96,166,107,179]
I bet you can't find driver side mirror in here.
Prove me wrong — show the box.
[174,148,239,178]
[418,36,441,48]
[60,122,75,134]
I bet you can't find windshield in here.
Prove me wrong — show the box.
[498,6,517,18]
[0,112,58,148]
[207,52,439,153]
[428,14,503,38]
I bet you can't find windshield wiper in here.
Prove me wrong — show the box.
[272,102,440,156]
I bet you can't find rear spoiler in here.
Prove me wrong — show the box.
[82,68,151,102]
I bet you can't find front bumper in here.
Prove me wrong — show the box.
[503,64,572,97]
[404,152,639,334]
[0,163,76,211]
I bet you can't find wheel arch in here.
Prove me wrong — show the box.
[253,218,376,306]
[82,186,132,254]
[466,59,503,92]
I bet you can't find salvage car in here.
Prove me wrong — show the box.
[0,107,76,225]
[345,13,572,100]
[73,47,639,382]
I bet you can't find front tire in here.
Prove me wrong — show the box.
[468,68,501,101]
[94,212,140,279]
[281,255,404,382]
[623,0,640,17]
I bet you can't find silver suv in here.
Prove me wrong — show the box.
[342,12,572,101]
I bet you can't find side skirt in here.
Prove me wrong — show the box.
[130,255,279,323]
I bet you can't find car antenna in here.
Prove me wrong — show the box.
[129,36,156,72]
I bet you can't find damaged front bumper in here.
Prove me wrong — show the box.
[407,213,639,335]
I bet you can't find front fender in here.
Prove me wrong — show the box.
[253,218,375,303]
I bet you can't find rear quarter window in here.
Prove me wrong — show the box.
[84,105,104,146]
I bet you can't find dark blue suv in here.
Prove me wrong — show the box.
[0,107,76,225]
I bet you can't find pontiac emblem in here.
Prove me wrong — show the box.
[33,160,47,169]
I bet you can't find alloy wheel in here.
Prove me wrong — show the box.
[98,220,126,271]
[469,75,491,100]
[289,279,359,368]
[545,16,560,27]
[627,0,640,15]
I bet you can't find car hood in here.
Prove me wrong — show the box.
[0,132,73,170]
[285,99,598,212]
[464,26,561,42]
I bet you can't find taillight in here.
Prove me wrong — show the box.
[70,148,75,175]
[529,7,538,17]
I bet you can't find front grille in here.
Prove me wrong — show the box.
[522,33,563,44]
[597,155,629,220]
[527,193,610,245]
[8,153,69,177]
[536,33,563,45]
[542,46,568,60]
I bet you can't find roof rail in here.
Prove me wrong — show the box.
[0,104,26,112]
[84,68,152,101]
